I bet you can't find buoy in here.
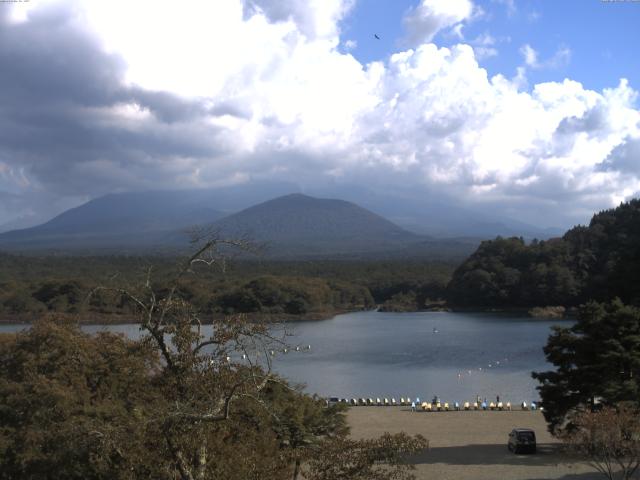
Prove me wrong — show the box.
[464,401,470,410]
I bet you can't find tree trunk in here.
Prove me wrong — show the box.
[292,457,301,480]
[195,444,207,480]
[164,430,195,480]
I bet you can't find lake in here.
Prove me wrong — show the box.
[1,311,564,404]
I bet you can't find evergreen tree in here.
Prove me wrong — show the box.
[532,299,640,433]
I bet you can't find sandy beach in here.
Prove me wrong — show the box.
[347,407,602,480]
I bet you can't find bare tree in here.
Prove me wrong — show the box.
[563,403,640,480]
[87,231,428,479]
[94,232,287,480]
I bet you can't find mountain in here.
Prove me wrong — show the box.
[209,193,423,256]
[0,191,226,251]
[0,191,479,259]
[305,183,564,239]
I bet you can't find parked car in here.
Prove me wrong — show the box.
[508,428,536,454]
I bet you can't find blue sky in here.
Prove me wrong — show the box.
[343,0,640,92]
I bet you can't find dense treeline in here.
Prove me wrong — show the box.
[447,199,640,308]
[0,255,454,320]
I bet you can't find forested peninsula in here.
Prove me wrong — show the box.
[447,199,640,310]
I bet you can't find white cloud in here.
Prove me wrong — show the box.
[520,44,539,67]
[548,45,572,68]
[343,39,357,51]
[403,0,474,46]
[2,0,640,227]
[471,33,499,60]
[241,0,355,40]
[520,43,571,70]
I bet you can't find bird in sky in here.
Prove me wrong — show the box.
[374,34,380,40]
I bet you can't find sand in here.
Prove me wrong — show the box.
[347,407,603,480]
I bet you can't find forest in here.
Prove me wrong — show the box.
[447,199,640,309]
[0,254,453,321]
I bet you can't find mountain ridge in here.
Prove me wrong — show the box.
[0,190,507,259]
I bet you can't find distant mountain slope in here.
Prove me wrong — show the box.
[0,189,478,259]
[210,193,423,256]
[0,191,225,250]
[305,183,563,239]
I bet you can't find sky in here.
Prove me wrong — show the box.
[0,0,639,231]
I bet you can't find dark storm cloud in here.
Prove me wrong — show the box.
[0,2,225,221]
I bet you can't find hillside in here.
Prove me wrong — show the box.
[210,193,422,256]
[447,199,640,308]
[0,191,226,250]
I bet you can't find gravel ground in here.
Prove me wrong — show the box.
[347,407,604,480]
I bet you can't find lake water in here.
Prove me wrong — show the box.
[1,311,564,404]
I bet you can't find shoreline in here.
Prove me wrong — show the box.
[0,306,575,325]
[0,308,362,325]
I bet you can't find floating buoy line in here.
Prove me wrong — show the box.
[327,396,541,411]
[203,343,312,364]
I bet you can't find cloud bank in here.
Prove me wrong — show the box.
[0,0,639,229]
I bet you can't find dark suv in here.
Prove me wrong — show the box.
[508,428,536,454]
